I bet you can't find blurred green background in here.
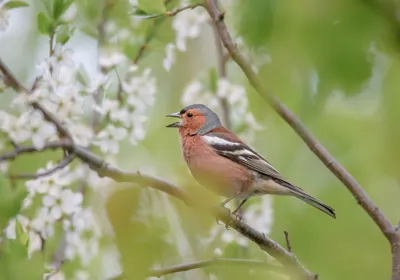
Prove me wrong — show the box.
[1,0,400,279]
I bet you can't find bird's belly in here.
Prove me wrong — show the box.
[188,159,253,198]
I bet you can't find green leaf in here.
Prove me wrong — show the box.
[237,0,274,47]
[80,25,97,38]
[15,220,29,248]
[0,239,44,280]
[56,24,73,45]
[53,0,74,20]
[37,12,54,35]
[137,0,165,14]
[0,175,27,231]
[3,1,29,9]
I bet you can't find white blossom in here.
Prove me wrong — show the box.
[25,161,73,196]
[221,230,248,247]
[0,111,31,143]
[63,208,102,266]
[163,43,176,71]
[31,207,55,238]
[42,188,83,220]
[92,124,127,154]
[99,49,126,69]
[244,196,274,234]
[45,271,66,280]
[74,270,89,280]
[172,5,208,51]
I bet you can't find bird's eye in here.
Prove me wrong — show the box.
[187,112,193,118]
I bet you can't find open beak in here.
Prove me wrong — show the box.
[166,112,182,128]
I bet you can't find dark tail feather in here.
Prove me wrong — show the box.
[291,190,336,219]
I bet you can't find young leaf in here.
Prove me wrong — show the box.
[0,175,27,232]
[53,0,74,20]
[137,0,165,14]
[3,1,29,9]
[56,24,73,45]
[37,12,53,35]
[15,220,29,247]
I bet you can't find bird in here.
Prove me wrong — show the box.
[166,104,336,219]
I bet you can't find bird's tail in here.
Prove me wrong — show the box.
[290,189,336,219]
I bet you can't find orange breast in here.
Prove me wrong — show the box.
[181,135,254,197]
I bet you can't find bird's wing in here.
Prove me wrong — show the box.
[203,131,304,191]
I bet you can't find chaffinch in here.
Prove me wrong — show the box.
[166,104,336,218]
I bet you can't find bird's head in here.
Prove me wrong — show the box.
[166,104,222,136]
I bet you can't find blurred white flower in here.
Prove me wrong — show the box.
[68,123,93,147]
[130,114,147,145]
[21,111,57,150]
[221,230,248,247]
[172,6,207,51]
[25,161,72,196]
[181,80,203,105]
[49,44,75,69]
[63,208,102,266]
[214,247,223,256]
[123,68,156,109]
[0,161,8,172]
[43,188,83,220]
[87,72,109,94]
[244,196,274,234]
[31,207,55,238]
[1,111,31,143]
[93,124,127,154]
[163,43,176,71]
[74,270,89,280]
[46,271,66,280]
[99,49,126,69]
[0,4,10,31]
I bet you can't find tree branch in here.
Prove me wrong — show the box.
[203,0,394,240]
[0,139,315,279]
[203,1,400,279]
[166,3,204,17]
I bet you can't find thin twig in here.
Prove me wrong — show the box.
[132,18,163,64]
[108,257,284,279]
[151,258,284,277]
[284,231,292,253]
[166,3,204,17]
[0,59,25,90]
[8,153,75,180]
